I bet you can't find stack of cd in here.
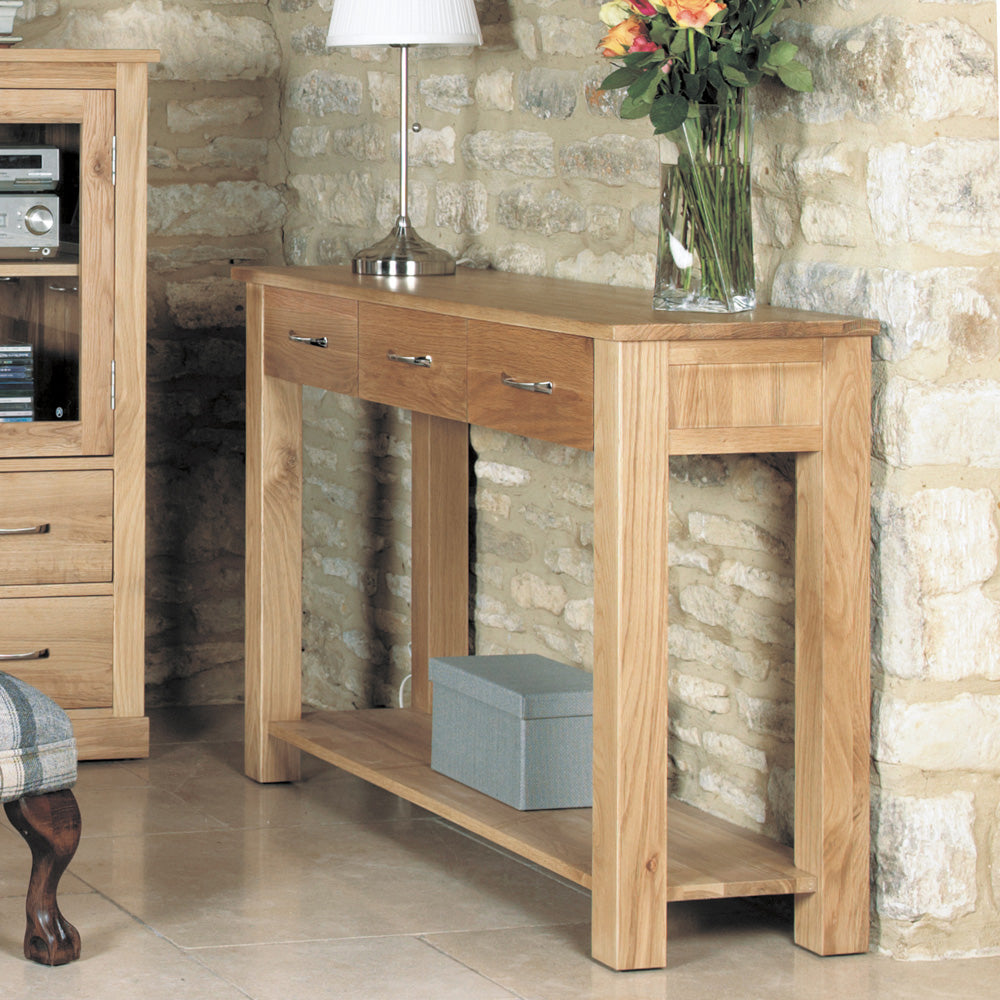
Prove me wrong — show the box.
[0,343,33,421]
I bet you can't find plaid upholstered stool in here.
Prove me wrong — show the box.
[0,672,81,965]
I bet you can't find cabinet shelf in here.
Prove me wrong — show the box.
[270,708,817,902]
[0,260,79,278]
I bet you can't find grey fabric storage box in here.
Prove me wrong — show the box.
[429,653,593,810]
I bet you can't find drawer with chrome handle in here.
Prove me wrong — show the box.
[468,322,594,450]
[263,287,358,394]
[0,596,113,709]
[0,470,112,586]
[359,303,467,421]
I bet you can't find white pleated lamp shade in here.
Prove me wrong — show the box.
[327,0,483,47]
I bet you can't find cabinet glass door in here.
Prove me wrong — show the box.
[0,90,114,457]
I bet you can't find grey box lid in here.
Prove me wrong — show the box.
[429,654,593,720]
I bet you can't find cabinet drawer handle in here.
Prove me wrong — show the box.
[288,331,328,349]
[387,351,433,368]
[0,648,50,662]
[0,523,51,536]
[501,372,553,395]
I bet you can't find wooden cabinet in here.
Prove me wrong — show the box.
[0,51,157,760]
[236,264,877,971]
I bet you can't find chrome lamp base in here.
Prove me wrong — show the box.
[352,216,456,276]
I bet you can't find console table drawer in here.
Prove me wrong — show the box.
[0,596,113,709]
[0,470,113,585]
[263,287,358,394]
[468,322,594,450]
[359,303,467,421]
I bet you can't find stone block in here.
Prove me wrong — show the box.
[669,623,772,682]
[876,377,1000,468]
[875,692,1000,772]
[553,250,654,289]
[735,690,794,742]
[874,790,977,921]
[766,17,998,124]
[517,67,578,119]
[164,277,246,329]
[497,186,587,236]
[461,129,555,176]
[537,14,602,57]
[559,133,658,188]
[148,181,284,237]
[167,96,264,134]
[869,140,1000,255]
[774,262,1000,370]
[419,74,473,114]
[670,673,730,715]
[474,69,515,111]
[38,0,281,81]
[331,123,388,163]
[698,767,766,824]
[288,69,363,117]
[290,126,331,158]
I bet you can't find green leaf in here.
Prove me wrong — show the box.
[721,64,750,87]
[628,66,664,104]
[683,72,706,101]
[649,92,688,135]
[777,59,814,92]
[620,94,653,119]
[767,40,798,68]
[600,65,644,91]
[668,31,689,57]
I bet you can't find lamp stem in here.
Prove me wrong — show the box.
[348,39,454,275]
[398,44,409,221]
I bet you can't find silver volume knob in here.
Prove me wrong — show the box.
[24,204,55,236]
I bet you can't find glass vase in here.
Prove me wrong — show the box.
[653,99,756,313]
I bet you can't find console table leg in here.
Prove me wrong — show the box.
[794,335,871,955]
[591,340,671,970]
[245,283,303,783]
[411,413,470,713]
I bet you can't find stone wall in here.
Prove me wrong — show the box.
[15,0,1000,962]
[18,1,285,704]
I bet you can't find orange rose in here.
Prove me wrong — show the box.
[663,0,726,32]
[599,15,652,57]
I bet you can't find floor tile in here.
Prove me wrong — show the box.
[423,900,1000,1000]
[195,934,517,1000]
[0,894,249,1000]
[119,738,429,831]
[70,817,590,949]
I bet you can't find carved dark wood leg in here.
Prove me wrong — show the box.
[4,788,82,965]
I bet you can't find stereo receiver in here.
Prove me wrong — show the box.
[0,146,60,191]
[0,193,60,258]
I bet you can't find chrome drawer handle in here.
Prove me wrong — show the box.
[501,372,553,395]
[387,351,432,368]
[0,649,50,662]
[0,523,51,536]
[288,331,328,349]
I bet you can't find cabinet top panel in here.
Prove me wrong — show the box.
[0,49,159,63]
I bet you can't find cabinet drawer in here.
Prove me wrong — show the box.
[359,303,467,421]
[468,322,594,449]
[263,287,358,394]
[0,596,113,709]
[0,470,113,585]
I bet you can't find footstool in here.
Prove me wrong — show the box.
[0,671,81,965]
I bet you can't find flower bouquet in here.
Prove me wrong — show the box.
[598,0,814,311]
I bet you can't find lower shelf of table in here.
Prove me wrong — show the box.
[269,708,816,902]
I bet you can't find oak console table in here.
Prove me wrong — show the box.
[234,264,876,971]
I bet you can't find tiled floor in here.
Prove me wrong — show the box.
[0,706,997,999]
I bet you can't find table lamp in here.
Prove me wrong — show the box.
[327,0,483,275]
